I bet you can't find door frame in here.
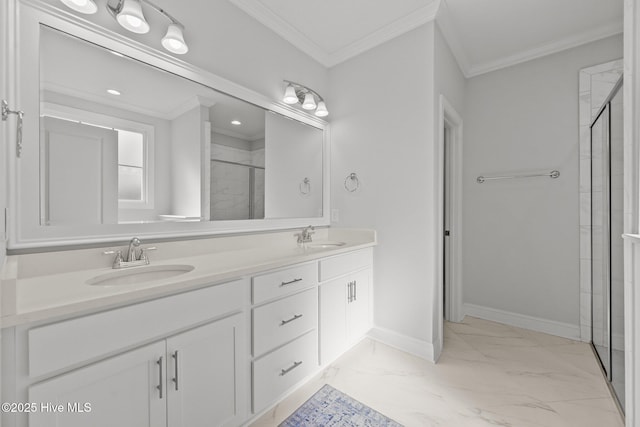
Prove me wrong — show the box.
[435,95,464,358]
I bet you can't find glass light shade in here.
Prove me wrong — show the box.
[116,0,150,34]
[283,85,299,104]
[162,24,189,54]
[314,101,329,117]
[301,93,316,110]
[60,0,98,14]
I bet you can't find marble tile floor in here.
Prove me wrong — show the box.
[250,317,623,427]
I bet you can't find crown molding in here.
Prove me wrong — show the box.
[228,0,331,66]
[326,0,441,67]
[465,21,624,78]
[212,126,264,142]
[230,0,621,77]
[229,0,440,68]
[435,0,471,78]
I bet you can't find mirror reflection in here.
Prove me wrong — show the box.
[39,26,323,226]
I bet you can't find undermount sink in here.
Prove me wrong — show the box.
[306,241,346,249]
[87,264,195,287]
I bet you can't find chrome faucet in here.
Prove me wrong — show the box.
[296,225,315,246]
[104,237,157,269]
[127,237,141,262]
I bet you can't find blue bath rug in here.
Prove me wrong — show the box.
[279,384,403,427]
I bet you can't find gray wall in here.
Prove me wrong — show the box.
[463,35,623,328]
[433,24,467,343]
[330,23,438,351]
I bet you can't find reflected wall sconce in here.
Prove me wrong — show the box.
[59,0,189,54]
[282,80,329,117]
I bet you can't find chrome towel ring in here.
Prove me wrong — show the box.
[344,173,360,192]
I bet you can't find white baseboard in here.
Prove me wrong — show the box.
[462,303,581,340]
[367,326,435,362]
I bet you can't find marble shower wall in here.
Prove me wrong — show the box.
[210,142,265,220]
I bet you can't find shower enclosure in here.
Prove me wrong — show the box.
[590,76,624,412]
[210,159,265,221]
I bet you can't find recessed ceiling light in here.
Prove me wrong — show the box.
[231,120,242,126]
[107,89,121,96]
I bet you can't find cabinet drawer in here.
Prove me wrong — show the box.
[252,262,317,304]
[252,330,318,412]
[319,248,373,281]
[28,279,246,378]
[253,288,317,357]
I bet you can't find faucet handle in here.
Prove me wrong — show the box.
[112,250,124,268]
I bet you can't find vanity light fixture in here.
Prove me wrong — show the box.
[112,0,149,33]
[282,80,329,117]
[99,0,189,54]
[60,0,98,14]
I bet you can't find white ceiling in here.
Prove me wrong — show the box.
[229,0,623,77]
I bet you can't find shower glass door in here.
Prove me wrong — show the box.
[590,78,624,412]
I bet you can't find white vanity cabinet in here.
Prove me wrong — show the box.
[319,248,373,365]
[7,279,247,427]
[29,314,244,427]
[29,341,167,427]
[2,243,377,427]
[165,314,245,427]
[250,262,319,413]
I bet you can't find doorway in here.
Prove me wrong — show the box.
[436,95,463,359]
[443,123,453,321]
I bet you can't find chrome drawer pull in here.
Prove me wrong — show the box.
[280,278,303,287]
[157,356,164,399]
[280,314,303,326]
[172,351,179,391]
[280,361,303,376]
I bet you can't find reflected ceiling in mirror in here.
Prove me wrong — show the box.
[38,25,323,227]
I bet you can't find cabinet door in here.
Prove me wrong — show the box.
[348,269,371,342]
[166,313,245,427]
[319,278,348,365]
[28,341,166,427]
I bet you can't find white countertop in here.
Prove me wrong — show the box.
[1,228,376,328]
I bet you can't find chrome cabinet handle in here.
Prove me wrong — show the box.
[353,280,357,302]
[2,100,24,158]
[157,356,164,399]
[347,281,354,303]
[280,314,303,326]
[172,351,179,391]
[280,361,303,376]
[280,278,303,287]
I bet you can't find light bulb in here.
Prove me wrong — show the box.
[314,101,329,117]
[302,93,316,110]
[283,84,298,104]
[116,0,150,34]
[60,0,98,14]
[162,24,189,54]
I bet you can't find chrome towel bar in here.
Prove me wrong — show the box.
[477,170,560,184]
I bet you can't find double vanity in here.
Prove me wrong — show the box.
[0,228,376,426]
